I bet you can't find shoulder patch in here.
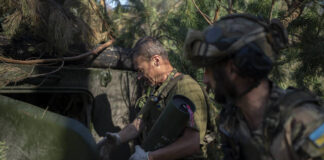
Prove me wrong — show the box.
[309,123,324,148]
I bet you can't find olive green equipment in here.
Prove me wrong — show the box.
[138,73,183,121]
[0,95,99,160]
[141,95,196,151]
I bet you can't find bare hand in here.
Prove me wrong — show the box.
[97,132,121,160]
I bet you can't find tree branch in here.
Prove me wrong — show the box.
[213,6,220,23]
[269,0,276,20]
[191,0,212,25]
[0,39,114,64]
[29,60,65,78]
[227,0,233,14]
[212,0,222,23]
[89,0,114,38]
[281,0,306,28]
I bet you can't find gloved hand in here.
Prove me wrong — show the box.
[129,145,149,160]
[97,132,121,160]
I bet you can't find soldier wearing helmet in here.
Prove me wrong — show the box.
[184,14,324,160]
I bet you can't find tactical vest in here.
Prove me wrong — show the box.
[200,88,222,160]
[137,70,218,136]
[137,69,181,120]
[135,70,220,159]
[219,86,322,160]
[136,69,184,145]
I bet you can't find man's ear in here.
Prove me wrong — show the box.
[151,55,160,67]
[227,60,239,80]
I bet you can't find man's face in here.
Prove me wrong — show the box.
[134,55,158,85]
[204,65,236,104]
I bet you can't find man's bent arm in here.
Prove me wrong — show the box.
[148,127,201,160]
[118,118,143,143]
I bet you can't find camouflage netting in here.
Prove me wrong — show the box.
[0,0,113,59]
[0,63,30,87]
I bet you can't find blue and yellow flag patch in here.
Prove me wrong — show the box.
[309,123,324,148]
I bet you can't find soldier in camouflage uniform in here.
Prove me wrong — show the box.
[184,14,324,160]
[98,36,217,160]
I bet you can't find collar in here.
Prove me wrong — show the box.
[152,68,178,97]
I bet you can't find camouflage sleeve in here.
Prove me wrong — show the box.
[135,95,148,119]
[220,134,237,160]
[286,103,324,159]
[218,107,237,160]
[173,75,208,144]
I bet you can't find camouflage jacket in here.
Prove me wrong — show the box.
[219,83,324,160]
[136,71,210,159]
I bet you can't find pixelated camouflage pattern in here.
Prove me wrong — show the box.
[219,83,324,160]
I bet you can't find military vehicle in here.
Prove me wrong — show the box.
[0,47,141,160]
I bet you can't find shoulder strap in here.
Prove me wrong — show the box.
[139,74,183,120]
[158,74,184,100]
[276,88,319,119]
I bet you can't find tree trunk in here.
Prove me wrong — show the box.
[192,0,212,25]
[100,0,107,14]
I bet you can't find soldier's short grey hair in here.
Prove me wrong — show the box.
[132,36,168,60]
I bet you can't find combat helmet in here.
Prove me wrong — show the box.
[184,14,288,79]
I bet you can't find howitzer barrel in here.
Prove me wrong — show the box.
[142,95,196,151]
[0,95,99,160]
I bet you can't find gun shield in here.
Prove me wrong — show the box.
[142,95,196,151]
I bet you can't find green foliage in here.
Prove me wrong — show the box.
[245,0,273,17]
[110,0,324,96]
[280,3,324,96]
[0,141,8,160]
[110,0,216,79]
